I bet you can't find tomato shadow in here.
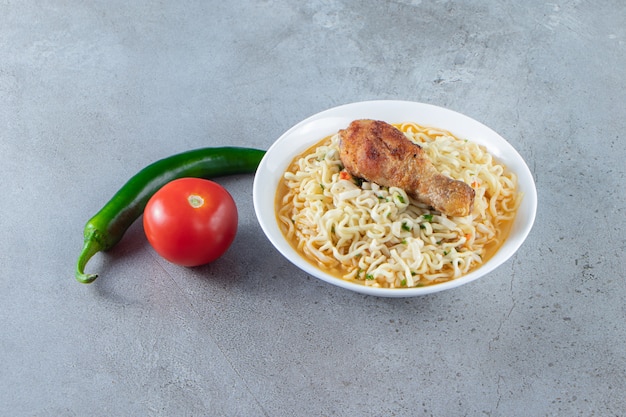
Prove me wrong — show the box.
[188,222,285,289]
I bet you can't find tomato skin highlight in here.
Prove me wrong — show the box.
[143,178,238,267]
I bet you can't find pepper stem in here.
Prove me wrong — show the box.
[75,234,104,284]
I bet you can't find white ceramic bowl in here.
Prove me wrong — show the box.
[253,100,537,297]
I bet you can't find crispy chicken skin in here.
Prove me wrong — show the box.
[338,119,475,217]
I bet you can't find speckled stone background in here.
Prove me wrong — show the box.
[1,1,624,416]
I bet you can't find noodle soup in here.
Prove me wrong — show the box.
[276,122,522,289]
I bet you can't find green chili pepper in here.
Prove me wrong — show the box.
[75,146,266,284]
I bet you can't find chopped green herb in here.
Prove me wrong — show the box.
[422,214,433,222]
[366,274,374,280]
[401,222,411,231]
[320,183,325,190]
[395,195,406,204]
[400,279,407,286]
[419,224,426,230]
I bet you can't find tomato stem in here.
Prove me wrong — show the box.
[188,194,204,208]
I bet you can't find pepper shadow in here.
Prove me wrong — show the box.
[88,219,150,303]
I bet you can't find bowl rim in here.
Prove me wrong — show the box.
[252,100,537,297]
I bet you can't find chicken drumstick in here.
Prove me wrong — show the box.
[338,119,475,217]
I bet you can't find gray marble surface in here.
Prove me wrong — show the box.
[1,1,625,416]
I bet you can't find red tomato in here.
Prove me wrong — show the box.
[143,178,238,267]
